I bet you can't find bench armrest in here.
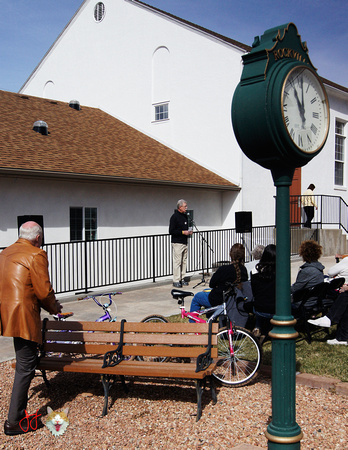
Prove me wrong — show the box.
[195,321,213,372]
[102,319,127,368]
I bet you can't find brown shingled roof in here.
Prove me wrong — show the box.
[0,90,237,190]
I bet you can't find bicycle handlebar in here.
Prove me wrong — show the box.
[82,292,122,308]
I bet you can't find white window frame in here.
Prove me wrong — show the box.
[70,207,98,241]
[153,102,169,122]
[334,120,346,187]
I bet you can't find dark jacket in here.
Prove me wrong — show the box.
[169,209,189,245]
[251,272,276,314]
[0,238,59,343]
[291,261,325,295]
[208,263,248,307]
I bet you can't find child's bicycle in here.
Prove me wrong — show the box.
[48,292,121,354]
[141,285,262,387]
[81,291,121,322]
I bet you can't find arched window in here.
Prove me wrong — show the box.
[152,47,170,122]
[94,2,105,22]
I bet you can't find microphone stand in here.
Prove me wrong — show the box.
[192,219,214,289]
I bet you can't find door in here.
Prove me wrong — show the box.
[290,167,302,225]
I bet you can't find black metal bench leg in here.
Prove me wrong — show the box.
[41,369,50,388]
[210,375,217,404]
[120,375,128,394]
[195,379,205,421]
[101,375,111,416]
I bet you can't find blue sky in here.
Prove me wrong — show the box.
[1,0,347,93]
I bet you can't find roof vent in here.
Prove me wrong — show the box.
[69,100,81,111]
[33,121,48,135]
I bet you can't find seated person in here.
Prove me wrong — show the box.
[245,244,265,280]
[189,243,248,322]
[327,253,348,283]
[251,244,276,337]
[291,240,325,308]
[308,284,348,345]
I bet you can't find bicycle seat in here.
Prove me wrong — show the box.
[54,312,74,320]
[171,289,194,299]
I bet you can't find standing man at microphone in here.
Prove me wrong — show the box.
[169,199,193,288]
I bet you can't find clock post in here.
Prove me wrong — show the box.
[232,23,329,449]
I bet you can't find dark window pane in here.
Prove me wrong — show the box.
[70,207,83,241]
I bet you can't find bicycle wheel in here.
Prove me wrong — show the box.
[141,315,169,324]
[138,315,170,362]
[213,326,262,387]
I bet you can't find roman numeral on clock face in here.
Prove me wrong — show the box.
[310,124,318,135]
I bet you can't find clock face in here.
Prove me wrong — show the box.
[281,66,329,153]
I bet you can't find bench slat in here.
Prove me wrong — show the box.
[43,320,218,334]
[44,330,215,346]
[37,358,217,379]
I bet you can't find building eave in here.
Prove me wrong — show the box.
[0,168,240,191]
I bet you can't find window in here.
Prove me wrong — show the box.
[154,103,169,121]
[94,2,105,22]
[335,120,346,186]
[85,207,98,241]
[70,207,97,241]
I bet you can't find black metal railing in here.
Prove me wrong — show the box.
[1,195,347,294]
[290,194,348,232]
[40,226,275,294]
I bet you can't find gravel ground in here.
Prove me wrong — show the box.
[0,360,347,449]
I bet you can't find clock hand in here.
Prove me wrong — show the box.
[293,87,301,110]
[299,77,306,128]
[293,84,306,127]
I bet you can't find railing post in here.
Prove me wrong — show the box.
[152,235,156,283]
[84,239,89,293]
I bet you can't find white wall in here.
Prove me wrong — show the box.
[301,85,348,199]
[0,175,238,247]
[19,0,348,231]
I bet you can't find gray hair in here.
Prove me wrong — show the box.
[251,244,265,260]
[19,222,43,243]
[177,199,187,209]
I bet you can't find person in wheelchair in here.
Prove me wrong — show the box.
[250,244,276,338]
[189,243,248,322]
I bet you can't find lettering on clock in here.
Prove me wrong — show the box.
[312,112,319,119]
[273,48,306,63]
[298,135,303,147]
[310,97,317,104]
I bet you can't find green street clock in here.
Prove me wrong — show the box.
[232,23,330,170]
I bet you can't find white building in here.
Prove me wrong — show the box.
[2,0,347,246]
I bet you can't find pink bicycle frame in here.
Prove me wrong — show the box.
[180,306,235,357]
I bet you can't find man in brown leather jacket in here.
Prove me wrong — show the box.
[0,221,62,435]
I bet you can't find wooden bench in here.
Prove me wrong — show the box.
[27,319,219,421]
